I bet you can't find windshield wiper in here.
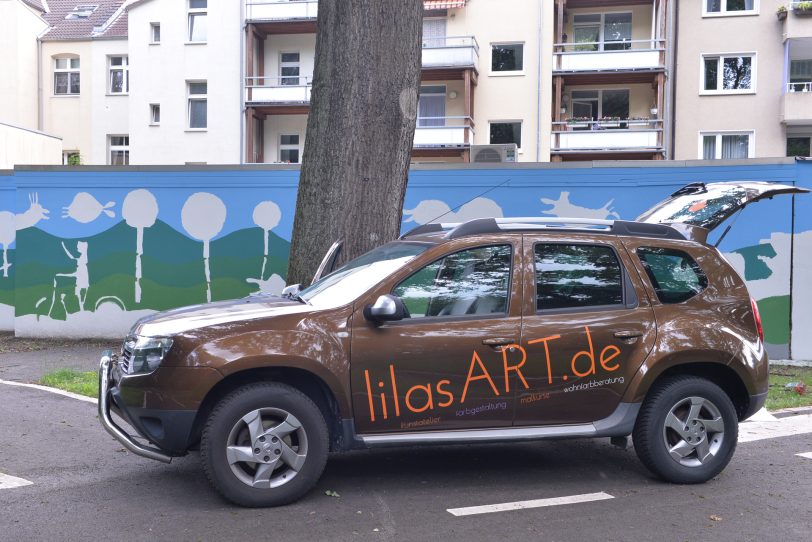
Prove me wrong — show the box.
[284,291,310,305]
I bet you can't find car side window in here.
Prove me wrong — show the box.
[637,247,708,303]
[535,244,624,311]
[392,245,512,318]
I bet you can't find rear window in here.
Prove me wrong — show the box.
[637,247,707,303]
[535,244,624,311]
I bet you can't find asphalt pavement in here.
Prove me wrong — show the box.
[1,376,811,542]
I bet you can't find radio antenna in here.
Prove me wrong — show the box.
[422,177,512,225]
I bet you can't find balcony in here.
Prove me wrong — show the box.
[784,3,812,39]
[551,119,662,155]
[422,36,479,71]
[413,116,473,148]
[245,76,312,105]
[782,82,812,125]
[246,0,317,21]
[554,39,664,74]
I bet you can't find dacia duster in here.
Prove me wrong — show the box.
[98,181,806,507]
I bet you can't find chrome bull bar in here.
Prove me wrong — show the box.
[98,350,172,464]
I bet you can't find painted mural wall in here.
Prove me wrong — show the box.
[1,160,810,360]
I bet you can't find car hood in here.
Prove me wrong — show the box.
[131,296,313,337]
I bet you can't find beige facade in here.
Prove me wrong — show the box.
[673,0,811,160]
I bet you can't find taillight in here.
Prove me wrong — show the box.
[751,298,764,344]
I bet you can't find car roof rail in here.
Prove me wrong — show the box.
[401,216,686,241]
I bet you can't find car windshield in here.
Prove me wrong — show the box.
[299,241,431,308]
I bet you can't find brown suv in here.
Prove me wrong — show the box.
[98,181,806,507]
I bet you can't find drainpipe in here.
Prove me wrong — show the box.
[535,0,543,162]
[239,0,246,165]
[37,37,43,132]
[665,0,677,160]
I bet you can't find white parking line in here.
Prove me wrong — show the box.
[0,379,97,404]
[447,491,614,517]
[0,473,33,490]
[797,452,812,460]
[739,413,812,443]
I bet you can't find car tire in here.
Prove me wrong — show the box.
[633,375,738,484]
[201,382,329,507]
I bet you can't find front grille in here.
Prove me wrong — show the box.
[119,341,134,374]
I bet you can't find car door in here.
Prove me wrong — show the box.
[349,239,524,434]
[513,234,656,426]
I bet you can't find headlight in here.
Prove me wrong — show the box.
[121,336,173,375]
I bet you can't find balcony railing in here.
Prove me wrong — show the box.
[422,36,479,69]
[246,0,318,21]
[245,76,312,104]
[554,39,665,72]
[551,119,662,152]
[414,116,473,148]
[782,82,812,124]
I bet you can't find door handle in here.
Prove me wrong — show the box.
[482,338,514,347]
[613,330,643,339]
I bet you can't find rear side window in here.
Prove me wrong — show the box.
[535,244,624,311]
[637,247,708,303]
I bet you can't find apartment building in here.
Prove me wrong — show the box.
[674,0,812,160]
[244,0,554,164]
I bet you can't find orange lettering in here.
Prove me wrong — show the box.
[461,351,499,403]
[600,345,621,371]
[502,344,529,392]
[436,379,454,407]
[571,325,597,378]
[528,334,562,384]
[389,364,401,416]
[405,384,434,413]
[364,370,375,422]
[378,393,388,419]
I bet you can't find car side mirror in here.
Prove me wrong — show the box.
[364,294,405,324]
[281,284,301,297]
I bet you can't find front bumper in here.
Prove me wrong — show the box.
[98,350,176,463]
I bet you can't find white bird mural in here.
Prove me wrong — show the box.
[62,192,115,223]
[403,197,504,225]
[540,191,620,220]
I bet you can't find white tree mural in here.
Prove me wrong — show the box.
[181,192,226,303]
[122,189,159,303]
[252,200,281,280]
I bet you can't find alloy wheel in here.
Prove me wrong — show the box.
[661,396,726,468]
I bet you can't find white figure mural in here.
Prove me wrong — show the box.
[62,192,115,223]
[540,191,620,220]
[122,189,159,303]
[246,200,285,296]
[0,193,51,278]
[403,197,504,225]
[181,192,226,303]
[55,241,89,312]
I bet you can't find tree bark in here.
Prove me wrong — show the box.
[286,0,423,286]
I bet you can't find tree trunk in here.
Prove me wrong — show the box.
[286,0,423,286]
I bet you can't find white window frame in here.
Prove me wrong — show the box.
[702,0,759,17]
[62,151,80,165]
[108,55,129,95]
[490,42,526,76]
[53,57,80,96]
[697,130,755,160]
[187,80,207,130]
[279,51,301,86]
[150,22,161,44]
[489,119,523,151]
[108,135,130,165]
[279,134,301,163]
[569,88,632,120]
[571,11,633,51]
[700,53,757,95]
[187,0,207,43]
[149,104,160,126]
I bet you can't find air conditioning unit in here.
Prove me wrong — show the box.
[471,144,517,163]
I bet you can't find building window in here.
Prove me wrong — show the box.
[188,0,207,43]
[422,17,447,48]
[187,81,207,129]
[702,54,755,93]
[569,89,630,125]
[490,121,522,149]
[418,85,446,127]
[65,5,97,19]
[54,57,80,95]
[109,136,129,165]
[62,151,81,165]
[700,132,753,159]
[789,59,812,92]
[573,13,632,51]
[280,52,301,86]
[280,134,300,163]
[704,0,757,16]
[787,137,811,157]
[108,56,129,94]
[150,22,161,44]
[491,43,524,73]
[150,104,161,125]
